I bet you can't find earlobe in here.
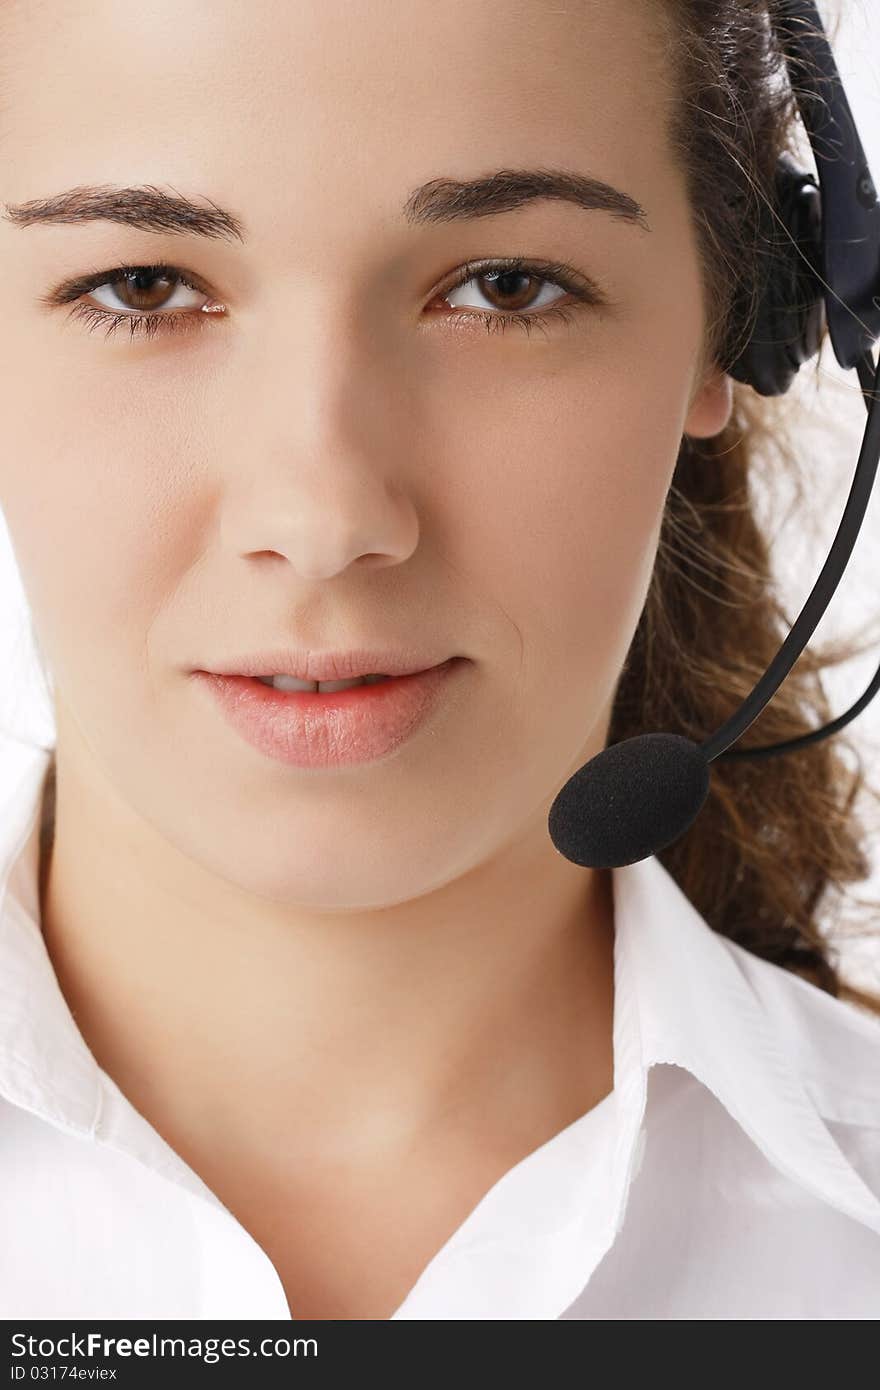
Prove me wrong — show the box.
[683,368,735,440]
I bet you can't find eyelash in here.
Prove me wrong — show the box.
[46,255,605,343]
[45,263,215,343]
[434,257,605,337]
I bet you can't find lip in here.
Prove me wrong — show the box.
[202,649,452,682]
[191,658,466,768]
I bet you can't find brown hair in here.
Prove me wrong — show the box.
[607,0,880,1015]
[24,0,880,1018]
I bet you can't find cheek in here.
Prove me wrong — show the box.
[434,363,683,760]
[0,365,193,687]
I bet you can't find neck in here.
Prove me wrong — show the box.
[37,729,616,1189]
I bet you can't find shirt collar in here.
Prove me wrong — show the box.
[1,733,878,1247]
[0,738,101,1134]
[614,839,880,1236]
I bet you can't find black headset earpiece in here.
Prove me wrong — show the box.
[727,151,826,397]
[547,0,880,870]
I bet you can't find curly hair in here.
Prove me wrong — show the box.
[607,0,880,1015]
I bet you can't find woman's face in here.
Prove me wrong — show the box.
[0,0,731,907]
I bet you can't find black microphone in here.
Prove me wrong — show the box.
[548,0,880,870]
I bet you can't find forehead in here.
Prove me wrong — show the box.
[0,0,678,254]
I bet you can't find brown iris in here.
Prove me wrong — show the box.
[476,269,546,312]
[105,268,177,312]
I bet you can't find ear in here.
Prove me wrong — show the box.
[683,366,734,440]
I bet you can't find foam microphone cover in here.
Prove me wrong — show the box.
[547,732,712,868]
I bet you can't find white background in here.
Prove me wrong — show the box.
[0,0,879,989]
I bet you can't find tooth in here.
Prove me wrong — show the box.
[257,675,316,691]
[316,677,367,693]
[255,673,394,692]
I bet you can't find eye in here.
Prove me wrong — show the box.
[41,262,224,342]
[42,254,608,345]
[431,256,609,337]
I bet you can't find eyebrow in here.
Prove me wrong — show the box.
[403,167,650,231]
[1,183,247,243]
[0,167,650,241]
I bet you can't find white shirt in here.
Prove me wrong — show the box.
[1,729,879,1321]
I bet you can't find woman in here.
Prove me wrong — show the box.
[0,0,878,1320]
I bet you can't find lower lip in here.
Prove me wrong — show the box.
[191,659,465,768]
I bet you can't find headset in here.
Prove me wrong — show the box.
[548,0,880,870]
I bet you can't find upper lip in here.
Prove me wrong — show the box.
[197,650,457,682]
